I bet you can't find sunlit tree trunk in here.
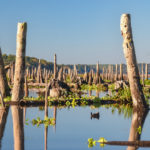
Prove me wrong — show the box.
[54,54,57,79]
[120,14,148,109]
[12,22,27,102]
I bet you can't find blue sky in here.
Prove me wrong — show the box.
[0,0,150,64]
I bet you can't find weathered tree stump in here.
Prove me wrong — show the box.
[0,48,10,98]
[12,22,27,102]
[120,14,148,109]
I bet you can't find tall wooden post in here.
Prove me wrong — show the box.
[145,64,148,80]
[0,48,10,98]
[120,64,123,80]
[120,14,148,109]
[12,22,27,102]
[141,63,145,86]
[115,64,118,81]
[11,22,27,150]
[54,54,57,79]
[24,75,28,97]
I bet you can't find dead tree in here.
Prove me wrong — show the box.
[120,14,148,109]
[120,64,123,80]
[54,54,57,79]
[0,48,10,98]
[12,22,27,102]
[37,60,43,83]
[115,64,119,81]
[145,64,148,80]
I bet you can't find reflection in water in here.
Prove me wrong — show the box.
[45,93,48,150]
[127,108,148,150]
[91,112,99,120]
[53,107,57,132]
[89,90,92,97]
[11,106,24,150]
[23,108,26,125]
[0,107,9,149]
[96,90,99,98]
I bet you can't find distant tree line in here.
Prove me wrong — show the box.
[2,54,148,74]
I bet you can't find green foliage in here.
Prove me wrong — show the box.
[32,117,55,127]
[4,96,11,102]
[144,80,150,85]
[88,137,107,148]
[137,126,142,134]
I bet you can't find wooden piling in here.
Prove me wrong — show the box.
[54,54,57,79]
[120,64,123,80]
[120,14,148,109]
[115,64,119,81]
[12,22,27,102]
[145,64,148,80]
[0,48,10,98]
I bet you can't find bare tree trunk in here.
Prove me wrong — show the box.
[54,54,57,79]
[145,64,148,80]
[0,49,10,97]
[120,14,148,109]
[12,22,27,102]
[24,75,28,97]
[141,63,145,86]
[120,64,123,80]
[115,64,119,81]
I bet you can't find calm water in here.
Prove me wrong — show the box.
[1,91,150,150]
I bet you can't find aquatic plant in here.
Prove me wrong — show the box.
[4,96,11,102]
[88,137,107,148]
[32,117,55,127]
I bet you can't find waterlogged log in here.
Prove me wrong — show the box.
[12,22,27,102]
[0,48,10,97]
[120,14,148,109]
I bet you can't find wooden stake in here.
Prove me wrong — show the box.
[120,14,148,109]
[12,22,27,102]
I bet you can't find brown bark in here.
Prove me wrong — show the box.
[12,22,27,102]
[54,54,57,79]
[0,106,9,148]
[11,106,24,150]
[120,14,148,109]
[24,75,28,97]
[120,64,123,80]
[0,48,10,97]
[145,64,148,80]
[115,64,119,81]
